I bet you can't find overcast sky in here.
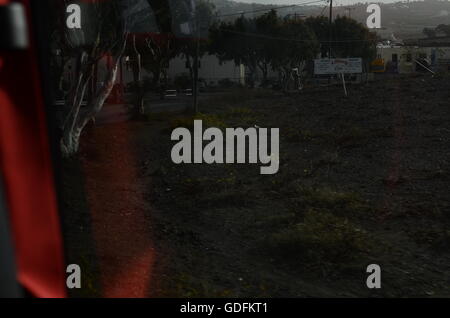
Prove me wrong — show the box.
[232,0,416,5]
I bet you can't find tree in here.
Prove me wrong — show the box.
[123,0,186,117]
[128,34,146,117]
[209,20,241,70]
[146,0,173,33]
[306,15,377,61]
[331,16,377,60]
[254,10,281,85]
[436,24,450,36]
[49,1,73,99]
[423,27,437,38]
[209,15,265,87]
[305,16,330,58]
[123,33,177,118]
[140,34,177,88]
[176,0,215,87]
[209,13,374,92]
[270,19,319,91]
[210,11,317,89]
[58,0,129,157]
[127,0,209,114]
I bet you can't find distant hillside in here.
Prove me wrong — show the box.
[331,0,450,40]
[127,0,450,40]
[210,0,323,20]
[213,0,450,40]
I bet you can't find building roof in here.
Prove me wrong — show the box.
[404,36,450,47]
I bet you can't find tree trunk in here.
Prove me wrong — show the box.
[257,62,268,87]
[55,56,69,98]
[61,37,127,157]
[132,35,145,117]
[262,65,268,83]
[246,62,257,89]
[151,69,161,87]
[61,51,91,156]
[282,67,292,93]
[186,54,194,85]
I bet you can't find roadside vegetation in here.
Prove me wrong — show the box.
[132,75,450,297]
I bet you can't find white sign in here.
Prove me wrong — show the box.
[314,58,363,75]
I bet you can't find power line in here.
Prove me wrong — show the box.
[329,0,333,57]
[319,3,328,16]
[216,5,296,18]
[215,0,326,19]
[220,29,376,44]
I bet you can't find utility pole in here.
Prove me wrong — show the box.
[328,0,333,58]
[193,7,200,114]
[327,0,333,86]
[193,35,199,114]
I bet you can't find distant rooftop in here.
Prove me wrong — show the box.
[404,36,450,47]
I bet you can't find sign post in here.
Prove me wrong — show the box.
[314,58,362,96]
[341,73,347,97]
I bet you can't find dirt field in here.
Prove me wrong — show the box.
[62,73,450,297]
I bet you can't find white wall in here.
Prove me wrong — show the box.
[377,46,450,73]
[168,54,245,85]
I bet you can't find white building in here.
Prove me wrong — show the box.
[376,43,450,74]
[168,54,245,86]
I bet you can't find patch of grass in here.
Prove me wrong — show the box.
[170,113,227,130]
[174,171,261,209]
[268,209,370,263]
[257,213,297,228]
[146,111,174,122]
[217,88,275,103]
[198,191,255,209]
[224,107,261,126]
[283,128,323,143]
[178,177,208,195]
[283,183,372,218]
[328,126,368,148]
[408,226,450,250]
[315,151,340,168]
[198,89,278,112]
[423,169,449,181]
[228,107,254,117]
[215,174,238,188]
[178,173,237,196]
